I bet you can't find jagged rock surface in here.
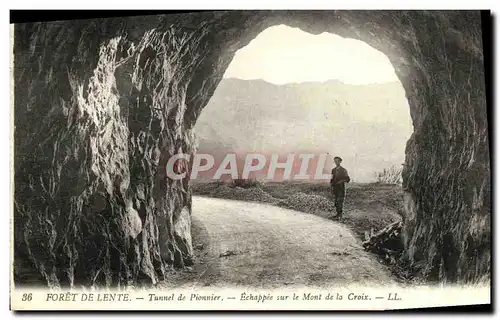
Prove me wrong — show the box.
[13,11,489,287]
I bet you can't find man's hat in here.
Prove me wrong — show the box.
[334,156,342,162]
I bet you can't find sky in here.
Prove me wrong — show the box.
[223,25,399,85]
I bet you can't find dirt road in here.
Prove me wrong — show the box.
[181,196,396,289]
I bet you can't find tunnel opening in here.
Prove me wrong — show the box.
[192,25,413,185]
[188,24,415,281]
[183,12,488,284]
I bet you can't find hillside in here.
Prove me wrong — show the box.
[194,78,413,182]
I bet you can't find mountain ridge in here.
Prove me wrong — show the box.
[222,76,403,87]
[194,78,413,182]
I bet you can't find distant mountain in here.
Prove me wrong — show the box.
[193,78,413,183]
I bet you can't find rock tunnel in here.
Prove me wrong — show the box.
[13,11,490,288]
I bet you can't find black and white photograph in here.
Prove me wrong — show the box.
[9,9,492,311]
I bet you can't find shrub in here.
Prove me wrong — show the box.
[230,178,260,189]
[374,165,403,185]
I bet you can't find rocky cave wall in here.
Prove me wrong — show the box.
[13,11,489,288]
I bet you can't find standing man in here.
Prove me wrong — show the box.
[330,156,350,219]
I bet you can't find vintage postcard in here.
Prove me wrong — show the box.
[10,10,491,311]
